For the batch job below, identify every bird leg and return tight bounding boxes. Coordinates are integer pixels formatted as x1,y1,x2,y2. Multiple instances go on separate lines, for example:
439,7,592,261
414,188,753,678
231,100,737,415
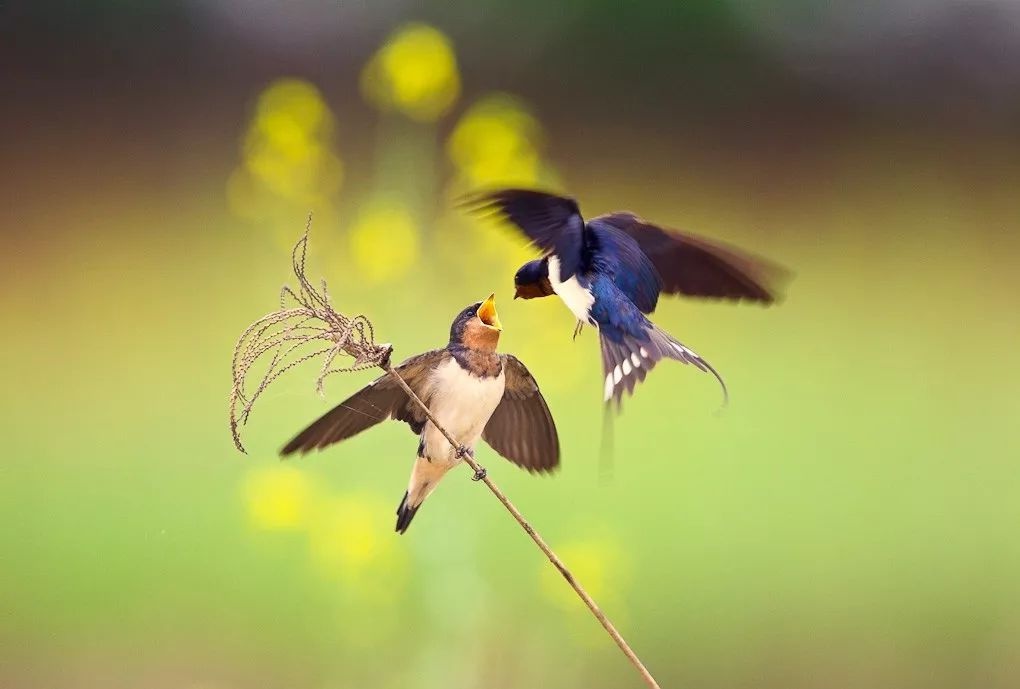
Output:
455,445,486,480
573,320,584,340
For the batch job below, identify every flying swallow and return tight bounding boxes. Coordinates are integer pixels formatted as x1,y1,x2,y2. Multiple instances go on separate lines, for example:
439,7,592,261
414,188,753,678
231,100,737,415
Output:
465,189,789,406
281,295,559,534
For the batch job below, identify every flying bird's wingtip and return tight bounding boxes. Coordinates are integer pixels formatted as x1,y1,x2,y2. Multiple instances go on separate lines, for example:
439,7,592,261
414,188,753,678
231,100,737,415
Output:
531,460,562,476
452,189,487,210
453,186,515,210
279,440,314,459
754,262,796,306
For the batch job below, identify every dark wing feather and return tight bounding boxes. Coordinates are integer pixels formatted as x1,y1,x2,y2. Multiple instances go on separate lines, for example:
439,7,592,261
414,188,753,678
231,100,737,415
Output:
482,355,560,473
280,350,449,456
464,188,587,279
595,212,790,304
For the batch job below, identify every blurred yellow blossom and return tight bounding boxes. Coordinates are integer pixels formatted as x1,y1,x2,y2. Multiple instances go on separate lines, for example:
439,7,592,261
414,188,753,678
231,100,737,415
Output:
307,492,409,599
361,23,461,122
442,93,561,273
539,533,633,646
243,464,316,531
540,535,631,609
228,78,343,224
348,199,421,284
446,93,558,190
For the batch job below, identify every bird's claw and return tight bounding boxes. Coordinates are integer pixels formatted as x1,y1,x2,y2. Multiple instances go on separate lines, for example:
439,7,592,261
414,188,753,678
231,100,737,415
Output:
573,320,584,341
472,466,488,481
456,445,474,460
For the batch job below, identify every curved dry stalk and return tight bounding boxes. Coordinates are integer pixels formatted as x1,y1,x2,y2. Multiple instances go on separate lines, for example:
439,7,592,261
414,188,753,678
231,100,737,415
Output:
229,215,391,453
228,223,661,689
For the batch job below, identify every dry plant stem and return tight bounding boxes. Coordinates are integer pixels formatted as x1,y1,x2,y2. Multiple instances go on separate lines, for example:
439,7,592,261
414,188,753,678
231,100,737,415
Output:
381,361,662,689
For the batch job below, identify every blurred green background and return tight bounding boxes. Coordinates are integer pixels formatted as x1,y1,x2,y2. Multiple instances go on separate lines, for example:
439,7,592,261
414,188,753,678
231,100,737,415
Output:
3,2,1020,688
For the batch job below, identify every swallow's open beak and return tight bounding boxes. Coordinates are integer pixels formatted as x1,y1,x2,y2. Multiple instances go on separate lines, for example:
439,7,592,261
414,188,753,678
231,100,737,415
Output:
476,293,502,331
513,285,521,300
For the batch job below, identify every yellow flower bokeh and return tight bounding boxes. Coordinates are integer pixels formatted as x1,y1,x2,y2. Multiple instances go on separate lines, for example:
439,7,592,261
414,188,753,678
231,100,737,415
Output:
348,200,421,284
446,93,558,191
442,93,562,276
308,493,385,573
228,78,343,225
242,468,409,602
539,535,631,609
243,464,316,531
361,23,461,122
539,534,633,646
307,493,408,586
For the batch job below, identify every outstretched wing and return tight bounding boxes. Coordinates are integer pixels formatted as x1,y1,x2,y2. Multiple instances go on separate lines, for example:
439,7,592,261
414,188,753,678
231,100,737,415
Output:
482,355,560,473
280,350,449,456
595,212,790,304
464,188,587,280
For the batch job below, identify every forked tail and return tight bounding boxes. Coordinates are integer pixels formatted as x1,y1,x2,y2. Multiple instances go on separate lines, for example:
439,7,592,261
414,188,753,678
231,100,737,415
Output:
600,324,728,407
395,491,422,534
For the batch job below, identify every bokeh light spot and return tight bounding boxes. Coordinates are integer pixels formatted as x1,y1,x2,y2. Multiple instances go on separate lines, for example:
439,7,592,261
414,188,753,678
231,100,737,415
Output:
308,494,382,572
361,23,461,122
538,535,633,646
243,465,315,531
348,200,420,284
228,78,343,226
540,537,631,610
308,493,409,603
446,93,551,190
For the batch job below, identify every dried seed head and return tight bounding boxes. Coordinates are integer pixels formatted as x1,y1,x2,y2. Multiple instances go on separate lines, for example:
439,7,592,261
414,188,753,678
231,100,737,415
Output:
229,215,391,453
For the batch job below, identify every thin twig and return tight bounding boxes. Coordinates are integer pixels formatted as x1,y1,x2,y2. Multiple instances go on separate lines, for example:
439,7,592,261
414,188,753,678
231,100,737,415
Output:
229,224,662,688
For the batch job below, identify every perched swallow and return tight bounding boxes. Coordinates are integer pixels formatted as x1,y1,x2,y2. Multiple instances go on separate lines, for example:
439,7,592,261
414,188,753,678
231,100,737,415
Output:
281,295,559,534
466,189,789,406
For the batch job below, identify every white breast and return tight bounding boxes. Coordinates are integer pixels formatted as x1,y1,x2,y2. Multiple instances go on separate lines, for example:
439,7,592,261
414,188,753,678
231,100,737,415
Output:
548,255,595,323
423,358,505,462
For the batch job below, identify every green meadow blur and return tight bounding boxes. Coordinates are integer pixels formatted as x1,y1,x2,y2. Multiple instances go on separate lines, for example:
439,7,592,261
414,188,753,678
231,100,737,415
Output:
3,3,1020,688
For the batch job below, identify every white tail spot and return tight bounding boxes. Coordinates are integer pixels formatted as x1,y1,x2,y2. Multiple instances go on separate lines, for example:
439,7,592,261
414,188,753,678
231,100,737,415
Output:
622,360,632,376
613,365,623,384
604,373,614,401
639,346,650,359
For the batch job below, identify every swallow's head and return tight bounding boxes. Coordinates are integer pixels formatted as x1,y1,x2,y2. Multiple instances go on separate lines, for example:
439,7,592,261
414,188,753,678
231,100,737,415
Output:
513,258,554,300
450,293,502,351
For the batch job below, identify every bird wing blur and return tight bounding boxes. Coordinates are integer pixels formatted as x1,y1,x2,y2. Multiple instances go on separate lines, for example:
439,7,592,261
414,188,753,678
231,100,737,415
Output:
594,212,790,305
466,188,758,406
280,349,449,456
466,188,587,278
482,354,560,472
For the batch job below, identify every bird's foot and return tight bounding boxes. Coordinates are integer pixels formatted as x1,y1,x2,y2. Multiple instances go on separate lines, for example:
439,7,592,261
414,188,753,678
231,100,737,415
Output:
573,320,584,341
472,466,488,481
455,445,474,460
